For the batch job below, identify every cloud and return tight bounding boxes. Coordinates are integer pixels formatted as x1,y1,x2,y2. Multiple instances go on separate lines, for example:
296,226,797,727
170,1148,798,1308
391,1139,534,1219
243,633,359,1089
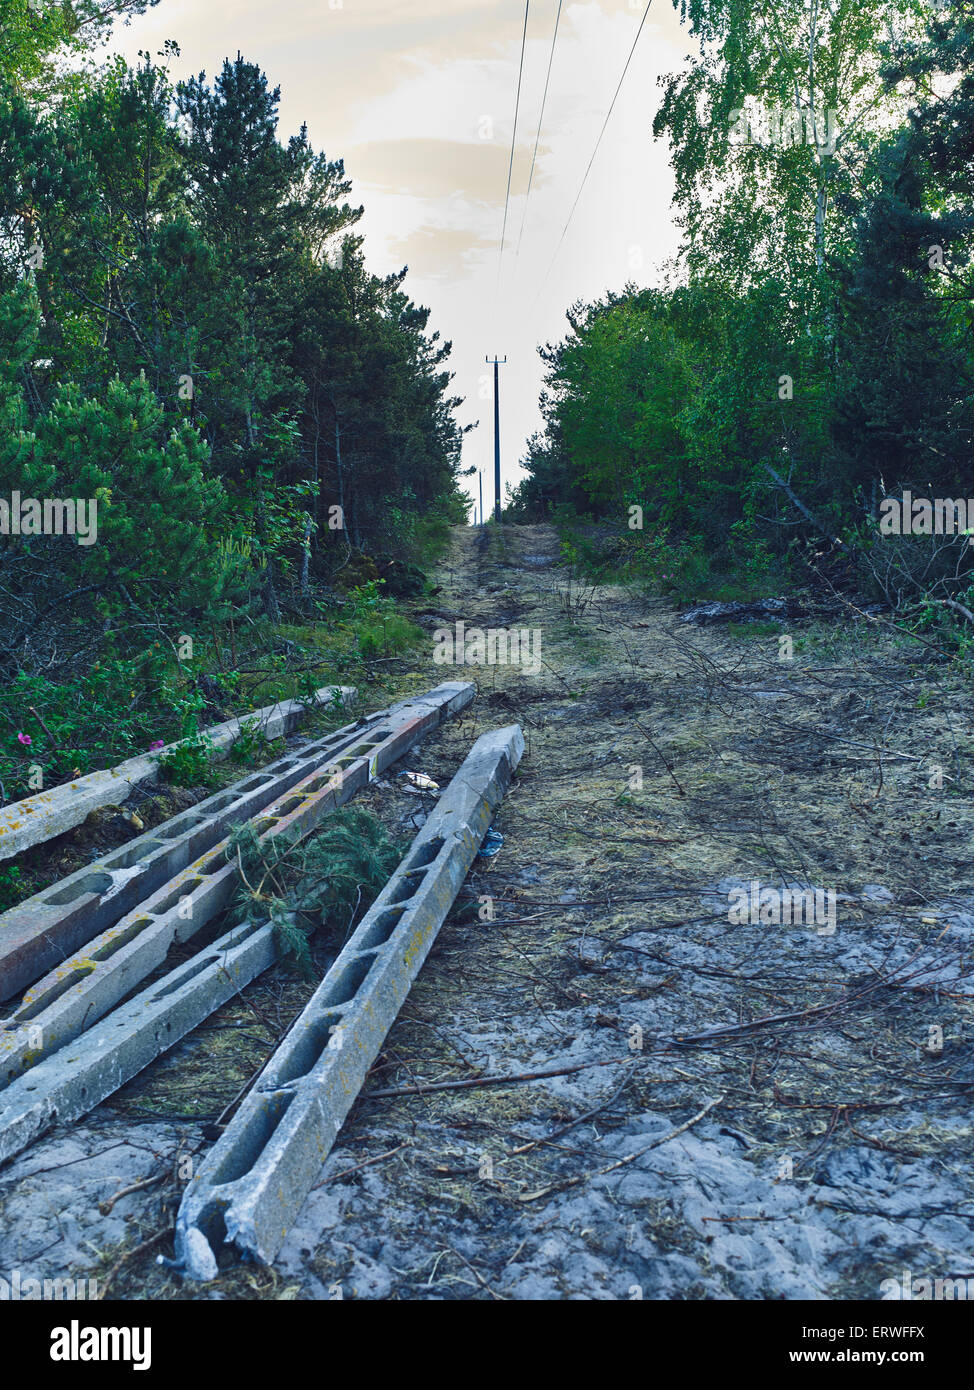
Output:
106,0,695,505
386,224,496,279
346,136,544,204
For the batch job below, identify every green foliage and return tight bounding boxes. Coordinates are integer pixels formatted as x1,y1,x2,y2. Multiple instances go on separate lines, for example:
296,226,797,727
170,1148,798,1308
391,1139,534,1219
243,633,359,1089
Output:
0,0,158,96
344,579,386,621
0,652,210,793
0,864,24,912
0,42,463,618
227,719,272,766
829,11,974,496
518,5,974,622
0,18,465,796
156,732,214,788
333,579,423,661
514,281,829,582
227,809,402,976
652,0,928,301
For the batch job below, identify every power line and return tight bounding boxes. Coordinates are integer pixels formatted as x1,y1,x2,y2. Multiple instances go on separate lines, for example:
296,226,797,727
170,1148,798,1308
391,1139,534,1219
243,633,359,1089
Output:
536,0,655,297
515,0,564,259
498,0,531,283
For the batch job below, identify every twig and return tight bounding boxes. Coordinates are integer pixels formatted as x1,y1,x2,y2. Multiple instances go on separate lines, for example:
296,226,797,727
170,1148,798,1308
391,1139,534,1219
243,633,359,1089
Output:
764,463,849,551
517,1094,724,1203
633,720,685,797
508,1072,634,1157
97,1228,170,1299
363,1056,630,1100
98,1171,167,1216
445,1247,508,1301
933,597,974,625
28,705,60,749
318,1142,410,1186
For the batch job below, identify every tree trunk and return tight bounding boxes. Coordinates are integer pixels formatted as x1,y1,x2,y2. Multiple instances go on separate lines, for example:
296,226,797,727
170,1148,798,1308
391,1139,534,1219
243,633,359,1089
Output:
262,561,281,621
299,512,313,597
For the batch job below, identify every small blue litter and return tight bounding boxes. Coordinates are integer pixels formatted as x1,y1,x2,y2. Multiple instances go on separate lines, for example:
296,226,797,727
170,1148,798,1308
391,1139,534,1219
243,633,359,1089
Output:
479,828,504,857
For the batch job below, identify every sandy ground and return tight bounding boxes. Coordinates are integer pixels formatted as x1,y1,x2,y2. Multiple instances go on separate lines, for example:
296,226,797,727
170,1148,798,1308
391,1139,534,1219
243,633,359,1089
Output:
1,522,972,1300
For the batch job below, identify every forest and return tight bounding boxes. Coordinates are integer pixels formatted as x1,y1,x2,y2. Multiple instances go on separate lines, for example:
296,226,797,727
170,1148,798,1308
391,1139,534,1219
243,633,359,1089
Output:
510,0,974,623
0,0,469,800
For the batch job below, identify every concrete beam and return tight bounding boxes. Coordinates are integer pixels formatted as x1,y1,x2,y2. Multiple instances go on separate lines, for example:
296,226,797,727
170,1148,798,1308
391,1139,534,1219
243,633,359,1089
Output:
0,912,280,1168
0,686,356,866
2,695,386,1001
174,724,524,1279
0,683,475,1085
0,717,512,1179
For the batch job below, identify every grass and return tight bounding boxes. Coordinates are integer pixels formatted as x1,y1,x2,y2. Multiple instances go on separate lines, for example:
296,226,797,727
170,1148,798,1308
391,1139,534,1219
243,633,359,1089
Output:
551,615,608,667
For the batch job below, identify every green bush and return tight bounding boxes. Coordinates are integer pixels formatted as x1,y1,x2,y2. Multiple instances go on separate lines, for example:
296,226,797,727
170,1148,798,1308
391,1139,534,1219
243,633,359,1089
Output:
228,808,403,975
228,719,272,765
0,864,25,912
157,732,214,787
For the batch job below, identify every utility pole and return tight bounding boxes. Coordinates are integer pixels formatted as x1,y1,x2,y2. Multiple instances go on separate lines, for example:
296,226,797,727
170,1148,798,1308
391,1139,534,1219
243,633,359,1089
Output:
478,470,484,528
486,356,506,523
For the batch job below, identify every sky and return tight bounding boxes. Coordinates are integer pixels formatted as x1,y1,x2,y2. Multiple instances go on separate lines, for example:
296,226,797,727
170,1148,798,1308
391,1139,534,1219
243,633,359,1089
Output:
104,0,697,517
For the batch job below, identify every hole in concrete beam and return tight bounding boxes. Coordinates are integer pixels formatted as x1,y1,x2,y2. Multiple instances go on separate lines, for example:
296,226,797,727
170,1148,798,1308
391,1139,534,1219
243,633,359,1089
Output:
354,907,406,952
303,773,337,794
207,1091,295,1187
152,880,204,913
89,917,154,961
102,841,163,871
191,1202,229,1264
149,922,266,1001
404,838,445,872
148,950,218,1000
200,854,232,876
13,962,97,1021
44,872,114,905
387,878,418,906
272,1012,344,1086
319,952,377,1008
156,815,206,840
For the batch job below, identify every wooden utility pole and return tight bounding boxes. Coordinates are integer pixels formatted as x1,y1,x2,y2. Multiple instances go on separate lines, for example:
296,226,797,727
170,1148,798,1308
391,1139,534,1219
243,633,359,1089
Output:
486,356,506,523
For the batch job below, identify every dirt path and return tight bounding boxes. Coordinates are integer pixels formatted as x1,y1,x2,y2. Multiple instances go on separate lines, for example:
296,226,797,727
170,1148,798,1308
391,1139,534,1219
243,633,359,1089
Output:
2,522,972,1300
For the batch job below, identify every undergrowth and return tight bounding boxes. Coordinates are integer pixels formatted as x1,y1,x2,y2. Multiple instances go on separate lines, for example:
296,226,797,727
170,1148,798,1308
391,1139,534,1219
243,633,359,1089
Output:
226,808,404,975
0,580,426,805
